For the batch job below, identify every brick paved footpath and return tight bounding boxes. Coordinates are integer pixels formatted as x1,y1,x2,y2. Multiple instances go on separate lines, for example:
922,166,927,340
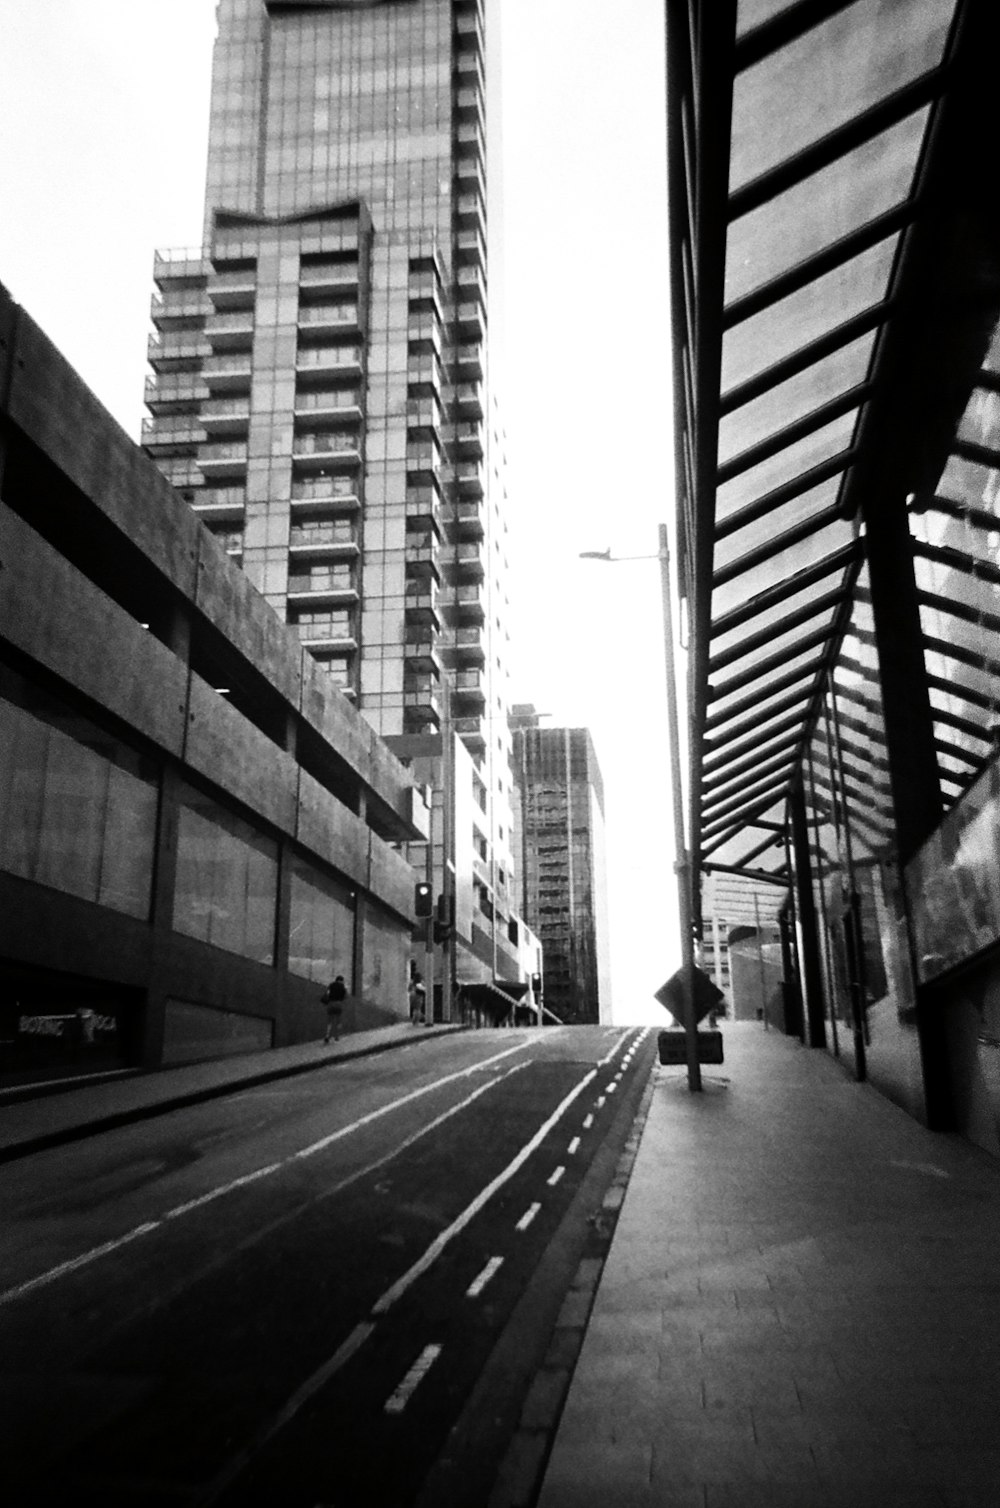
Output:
536,1021,1000,1508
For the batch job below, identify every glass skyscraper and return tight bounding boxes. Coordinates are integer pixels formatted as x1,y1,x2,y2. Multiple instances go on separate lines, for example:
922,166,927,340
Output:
143,0,522,1008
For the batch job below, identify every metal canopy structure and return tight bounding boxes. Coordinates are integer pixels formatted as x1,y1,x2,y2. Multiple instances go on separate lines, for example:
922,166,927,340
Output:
667,0,1000,932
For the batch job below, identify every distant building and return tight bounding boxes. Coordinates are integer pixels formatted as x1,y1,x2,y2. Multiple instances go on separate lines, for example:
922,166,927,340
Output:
510,707,612,1024
141,0,525,1011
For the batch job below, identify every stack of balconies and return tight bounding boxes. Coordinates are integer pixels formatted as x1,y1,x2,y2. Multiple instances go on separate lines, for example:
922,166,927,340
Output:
404,259,446,731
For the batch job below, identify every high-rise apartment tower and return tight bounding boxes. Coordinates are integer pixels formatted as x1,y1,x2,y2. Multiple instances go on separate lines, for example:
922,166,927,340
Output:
143,0,519,1000
510,708,612,1025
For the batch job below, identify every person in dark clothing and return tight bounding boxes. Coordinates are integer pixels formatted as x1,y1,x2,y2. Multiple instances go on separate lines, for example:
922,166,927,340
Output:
322,975,348,1043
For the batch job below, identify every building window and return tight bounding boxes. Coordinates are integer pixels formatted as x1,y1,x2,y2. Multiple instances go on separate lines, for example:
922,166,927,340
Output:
288,855,355,986
0,668,158,919
173,785,278,964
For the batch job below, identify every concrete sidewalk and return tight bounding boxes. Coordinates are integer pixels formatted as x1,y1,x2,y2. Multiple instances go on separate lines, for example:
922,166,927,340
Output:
0,1022,462,1162
536,1021,1000,1508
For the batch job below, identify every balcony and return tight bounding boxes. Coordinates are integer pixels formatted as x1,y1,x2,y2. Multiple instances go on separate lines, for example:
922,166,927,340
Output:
455,86,485,127
405,532,441,581
406,484,442,531
457,264,486,302
294,391,362,425
406,444,442,485
191,490,246,524
455,461,486,498
404,637,442,676
448,584,485,625
454,540,486,580
292,432,362,470
407,355,441,391
455,715,487,755
147,332,209,371
299,261,359,295
205,309,254,349
408,312,443,352
290,479,361,511
201,396,250,435
153,248,207,283
199,440,249,477
453,669,486,707
455,227,486,270
454,301,484,340
406,398,440,431
455,50,485,90
403,679,442,725
452,626,486,665
452,382,483,420
144,374,209,412
453,422,484,460
209,268,256,309
141,418,205,455
287,582,358,609
156,458,203,491
452,497,485,538
298,302,359,337
453,343,483,382
296,345,363,379
150,292,209,329
404,582,441,630
455,193,486,234
203,352,252,389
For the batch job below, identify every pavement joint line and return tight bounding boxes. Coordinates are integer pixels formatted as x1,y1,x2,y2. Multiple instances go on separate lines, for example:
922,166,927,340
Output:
384,1344,443,1414
466,1256,504,1298
547,1166,565,1187
515,1203,541,1232
0,1065,524,1309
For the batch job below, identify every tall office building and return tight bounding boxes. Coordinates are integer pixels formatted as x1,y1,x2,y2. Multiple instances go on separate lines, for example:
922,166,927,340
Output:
510,708,612,1025
142,0,522,1010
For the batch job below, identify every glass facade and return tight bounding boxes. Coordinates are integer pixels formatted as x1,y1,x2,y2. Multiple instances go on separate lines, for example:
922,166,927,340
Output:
173,785,279,964
0,667,158,920
288,854,355,985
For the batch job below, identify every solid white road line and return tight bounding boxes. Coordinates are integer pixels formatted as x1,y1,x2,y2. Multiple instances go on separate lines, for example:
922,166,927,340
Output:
371,1067,597,1316
466,1256,504,1298
385,1345,443,1415
515,1202,541,1232
567,1137,580,1155
0,1062,528,1309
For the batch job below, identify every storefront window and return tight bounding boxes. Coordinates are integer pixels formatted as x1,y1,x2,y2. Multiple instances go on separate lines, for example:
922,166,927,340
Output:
288,855,355,985
363,900,409,1020
173,785,278,963
0,668,158,919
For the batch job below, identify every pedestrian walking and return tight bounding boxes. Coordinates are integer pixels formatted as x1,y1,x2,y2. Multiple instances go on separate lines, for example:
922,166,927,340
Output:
321,974,347,1043
408,971,427,1025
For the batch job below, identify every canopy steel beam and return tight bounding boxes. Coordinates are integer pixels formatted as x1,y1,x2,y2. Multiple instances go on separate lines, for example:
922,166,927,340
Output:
710,622,835,704
717,384,868,488
706,663,816,733
735,0,858,72
712,501,848,588
702,862,789,888
709,586,845,674
703,731,802,793
715,448,856,541
703,708,807,774
720,301,894,417
705,681,816,749
711,540,858,637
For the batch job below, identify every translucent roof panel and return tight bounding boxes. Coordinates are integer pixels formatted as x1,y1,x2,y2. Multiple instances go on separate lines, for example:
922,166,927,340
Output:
714,477,844,577
712,614,841,690
710,570,851,659
730,0,954,192
717,330,877,467
735,0,795,39
726,108,930,307
935,454,1000,514
711,518,857,618
721,235,900,396
716,412,857,523
957,386,1000,453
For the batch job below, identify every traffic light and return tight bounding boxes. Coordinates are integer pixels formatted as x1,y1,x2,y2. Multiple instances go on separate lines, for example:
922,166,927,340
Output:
414,880,433,917
531,972,543,995
434,890,455,944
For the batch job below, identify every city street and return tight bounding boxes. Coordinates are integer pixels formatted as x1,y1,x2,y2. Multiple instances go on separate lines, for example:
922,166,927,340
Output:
1,1025,655,1507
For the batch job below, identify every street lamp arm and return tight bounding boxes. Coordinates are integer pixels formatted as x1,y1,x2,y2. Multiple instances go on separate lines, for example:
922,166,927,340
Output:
579,549,667,563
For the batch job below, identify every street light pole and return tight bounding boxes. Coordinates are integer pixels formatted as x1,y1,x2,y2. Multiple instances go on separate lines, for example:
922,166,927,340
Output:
580,528,701,1091
657,523,701,1092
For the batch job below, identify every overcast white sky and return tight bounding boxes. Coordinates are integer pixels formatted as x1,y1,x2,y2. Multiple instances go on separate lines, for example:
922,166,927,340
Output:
0,0,678,1025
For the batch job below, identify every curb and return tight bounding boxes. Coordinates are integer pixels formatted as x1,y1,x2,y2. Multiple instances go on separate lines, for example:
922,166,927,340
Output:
486,1061,658,1508
0,1024,465,1165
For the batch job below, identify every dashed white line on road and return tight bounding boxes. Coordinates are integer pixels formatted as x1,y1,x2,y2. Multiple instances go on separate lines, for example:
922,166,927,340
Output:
384,1344,443,1414
606,1083,617,1094
516,1203,542,1232
466,1256,504,1298
595,1096,606,1108
567,1137,580,1155
372,1068,597,1316
547,1165,565,1187
582,1114,594,1129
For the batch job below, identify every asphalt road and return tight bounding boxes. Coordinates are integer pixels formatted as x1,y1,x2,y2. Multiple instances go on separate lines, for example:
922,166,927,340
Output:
0,1024,655,1507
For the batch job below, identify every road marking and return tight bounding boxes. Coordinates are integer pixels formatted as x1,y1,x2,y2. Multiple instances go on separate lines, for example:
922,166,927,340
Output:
606,1083,617,1095
597,1033,631,1067
567,1137,580,1155
372,1067,597,1316
0,1064,527,1309
466,1256,504,1298
582,1114,594,1129
547,1165,565,1187
385,1344,443,1414
516,1203,541,1232
595,1095,606,1108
